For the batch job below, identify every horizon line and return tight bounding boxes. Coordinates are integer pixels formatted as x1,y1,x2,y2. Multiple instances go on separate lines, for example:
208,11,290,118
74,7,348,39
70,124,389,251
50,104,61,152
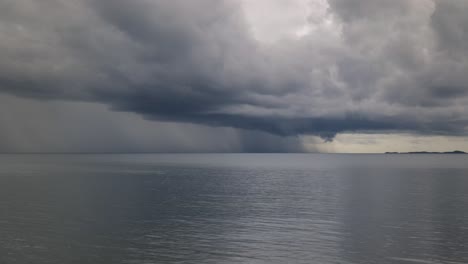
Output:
0,151,465,155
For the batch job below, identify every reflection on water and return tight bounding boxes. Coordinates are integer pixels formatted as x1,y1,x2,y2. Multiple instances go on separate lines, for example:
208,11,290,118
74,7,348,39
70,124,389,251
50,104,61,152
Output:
0,154,468,264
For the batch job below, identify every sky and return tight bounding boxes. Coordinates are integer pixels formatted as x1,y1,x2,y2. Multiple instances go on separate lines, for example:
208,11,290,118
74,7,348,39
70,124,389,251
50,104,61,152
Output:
0,0,468,153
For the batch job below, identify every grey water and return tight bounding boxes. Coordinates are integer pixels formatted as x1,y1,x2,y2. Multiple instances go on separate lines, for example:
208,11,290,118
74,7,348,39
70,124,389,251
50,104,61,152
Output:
1,154,468,264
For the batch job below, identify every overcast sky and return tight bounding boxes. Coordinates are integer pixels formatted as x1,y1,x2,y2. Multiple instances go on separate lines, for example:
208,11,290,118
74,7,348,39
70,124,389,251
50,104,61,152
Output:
1,0,468,153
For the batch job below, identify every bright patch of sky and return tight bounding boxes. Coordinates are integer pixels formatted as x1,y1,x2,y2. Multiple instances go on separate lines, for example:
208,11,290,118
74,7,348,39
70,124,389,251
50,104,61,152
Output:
240,0,339,43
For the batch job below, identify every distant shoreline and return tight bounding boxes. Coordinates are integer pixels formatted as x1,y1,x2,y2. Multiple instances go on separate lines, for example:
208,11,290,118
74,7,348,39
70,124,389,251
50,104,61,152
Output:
385,151,466,154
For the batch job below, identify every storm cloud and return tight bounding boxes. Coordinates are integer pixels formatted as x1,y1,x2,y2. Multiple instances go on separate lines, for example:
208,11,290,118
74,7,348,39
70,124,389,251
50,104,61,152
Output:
1,0,468,141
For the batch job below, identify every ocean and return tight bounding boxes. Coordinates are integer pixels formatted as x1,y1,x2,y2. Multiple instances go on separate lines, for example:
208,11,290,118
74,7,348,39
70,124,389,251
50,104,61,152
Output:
1,154,468,264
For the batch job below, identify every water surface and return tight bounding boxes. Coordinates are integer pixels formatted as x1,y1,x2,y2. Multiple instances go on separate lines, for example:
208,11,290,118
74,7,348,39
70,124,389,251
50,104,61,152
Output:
1,154,468,264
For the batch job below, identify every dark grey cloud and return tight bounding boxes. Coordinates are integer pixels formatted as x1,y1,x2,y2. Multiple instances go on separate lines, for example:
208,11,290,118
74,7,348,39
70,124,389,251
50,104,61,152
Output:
0,0,468,142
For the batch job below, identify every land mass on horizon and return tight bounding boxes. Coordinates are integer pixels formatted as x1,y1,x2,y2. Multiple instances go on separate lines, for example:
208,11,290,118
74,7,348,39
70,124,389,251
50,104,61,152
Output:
385,151,466,154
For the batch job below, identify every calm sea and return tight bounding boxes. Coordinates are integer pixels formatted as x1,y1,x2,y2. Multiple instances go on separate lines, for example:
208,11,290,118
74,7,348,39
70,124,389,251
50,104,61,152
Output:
1,154,468,264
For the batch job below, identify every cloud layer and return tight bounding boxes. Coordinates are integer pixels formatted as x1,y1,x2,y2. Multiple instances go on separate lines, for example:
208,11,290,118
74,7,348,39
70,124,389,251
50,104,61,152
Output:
1,0,468,140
